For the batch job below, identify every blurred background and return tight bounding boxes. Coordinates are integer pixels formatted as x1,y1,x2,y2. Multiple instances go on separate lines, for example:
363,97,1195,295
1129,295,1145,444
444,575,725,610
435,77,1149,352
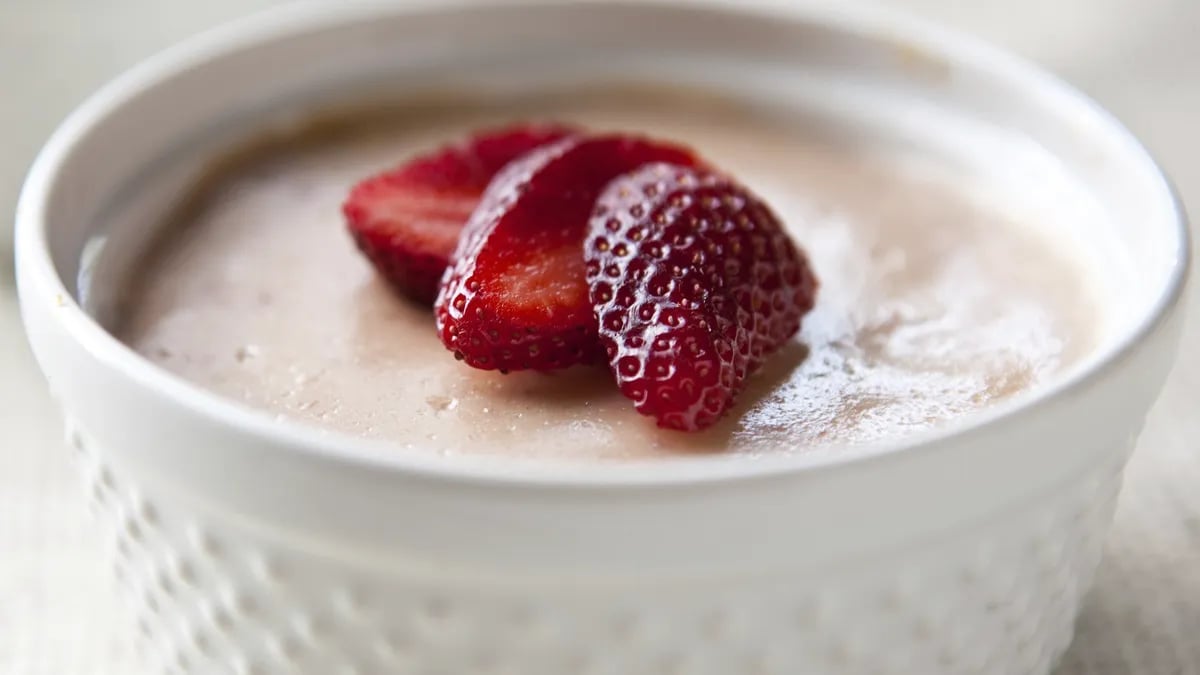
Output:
2,1,1197,673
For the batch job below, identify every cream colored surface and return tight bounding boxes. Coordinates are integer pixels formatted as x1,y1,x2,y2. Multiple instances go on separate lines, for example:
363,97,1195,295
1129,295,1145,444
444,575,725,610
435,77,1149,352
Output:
115,95,1093,458
1,0,1197,673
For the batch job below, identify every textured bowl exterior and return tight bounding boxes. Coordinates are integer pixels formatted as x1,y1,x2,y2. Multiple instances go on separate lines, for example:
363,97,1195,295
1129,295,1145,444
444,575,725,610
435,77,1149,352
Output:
71,420,1131,675
15,1,1190,674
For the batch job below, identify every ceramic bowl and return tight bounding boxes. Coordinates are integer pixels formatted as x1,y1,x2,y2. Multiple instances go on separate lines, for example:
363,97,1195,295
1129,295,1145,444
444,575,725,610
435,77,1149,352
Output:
16,1,1190,673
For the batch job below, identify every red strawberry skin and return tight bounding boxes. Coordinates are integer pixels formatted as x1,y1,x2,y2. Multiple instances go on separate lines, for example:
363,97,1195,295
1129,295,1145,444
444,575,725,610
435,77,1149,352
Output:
436,136,702,373
343,123,577,305
587,163,818,431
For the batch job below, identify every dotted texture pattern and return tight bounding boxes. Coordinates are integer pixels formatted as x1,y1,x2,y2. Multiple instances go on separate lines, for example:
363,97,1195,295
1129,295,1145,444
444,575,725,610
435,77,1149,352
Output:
71,420,1130,675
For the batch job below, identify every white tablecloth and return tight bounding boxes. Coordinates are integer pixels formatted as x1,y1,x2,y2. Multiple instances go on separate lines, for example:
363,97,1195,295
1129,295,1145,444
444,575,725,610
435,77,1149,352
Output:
2,1,1198,673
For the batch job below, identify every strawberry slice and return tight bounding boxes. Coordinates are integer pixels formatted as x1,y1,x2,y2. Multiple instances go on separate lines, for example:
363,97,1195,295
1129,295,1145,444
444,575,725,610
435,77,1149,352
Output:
436,135,702,372
343,123,578,304
587,163,818,431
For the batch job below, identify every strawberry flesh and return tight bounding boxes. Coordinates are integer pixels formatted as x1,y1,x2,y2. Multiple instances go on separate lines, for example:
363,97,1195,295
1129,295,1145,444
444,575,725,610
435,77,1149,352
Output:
343,123,578,304
587,163,818,431
436,135,702,372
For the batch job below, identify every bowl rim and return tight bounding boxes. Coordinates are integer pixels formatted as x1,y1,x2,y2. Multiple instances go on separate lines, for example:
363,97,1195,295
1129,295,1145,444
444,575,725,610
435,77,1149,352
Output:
15,0,1192,488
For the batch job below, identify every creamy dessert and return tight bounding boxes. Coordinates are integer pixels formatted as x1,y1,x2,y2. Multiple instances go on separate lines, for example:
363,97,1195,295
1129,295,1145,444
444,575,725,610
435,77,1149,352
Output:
115,88,1096,460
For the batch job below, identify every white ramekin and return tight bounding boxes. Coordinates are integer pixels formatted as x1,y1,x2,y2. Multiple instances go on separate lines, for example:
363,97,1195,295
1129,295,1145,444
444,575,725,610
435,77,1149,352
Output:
15,1,1191,674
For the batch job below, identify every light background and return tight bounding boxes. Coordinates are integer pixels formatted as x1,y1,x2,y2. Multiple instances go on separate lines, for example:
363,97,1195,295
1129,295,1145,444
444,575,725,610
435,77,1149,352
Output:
2,1,1197,673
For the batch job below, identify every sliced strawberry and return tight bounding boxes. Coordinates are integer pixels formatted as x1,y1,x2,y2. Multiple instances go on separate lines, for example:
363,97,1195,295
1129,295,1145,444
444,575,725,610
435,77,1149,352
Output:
343,123,578,304
436,135,702,372
587,163,818,431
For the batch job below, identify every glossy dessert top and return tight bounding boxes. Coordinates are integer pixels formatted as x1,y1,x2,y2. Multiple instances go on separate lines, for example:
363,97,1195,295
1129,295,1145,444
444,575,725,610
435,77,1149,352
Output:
116,88,1096,460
